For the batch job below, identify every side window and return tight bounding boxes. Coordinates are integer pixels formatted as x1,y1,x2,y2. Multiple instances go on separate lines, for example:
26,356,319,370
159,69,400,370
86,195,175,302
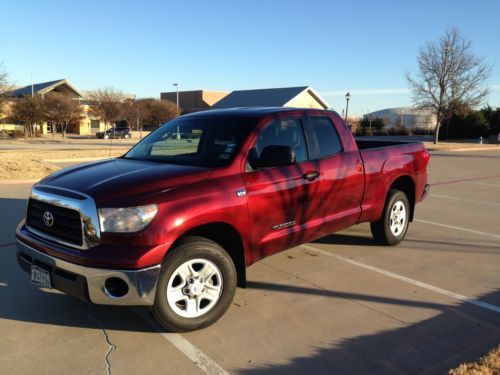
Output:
309,117,342,158
252,118,308,165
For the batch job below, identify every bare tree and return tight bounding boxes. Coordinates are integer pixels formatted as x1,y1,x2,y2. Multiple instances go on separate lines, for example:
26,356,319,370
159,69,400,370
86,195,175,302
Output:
0,63,14,119
121,98,143,131
406,29,492,143
143,98,177,126
11,95,44,139
87,87,125,130
43,92,83,138
121,98,178,133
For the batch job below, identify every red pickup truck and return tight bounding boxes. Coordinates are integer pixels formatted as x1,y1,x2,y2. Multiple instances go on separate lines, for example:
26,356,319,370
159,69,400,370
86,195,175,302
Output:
16,108,430,331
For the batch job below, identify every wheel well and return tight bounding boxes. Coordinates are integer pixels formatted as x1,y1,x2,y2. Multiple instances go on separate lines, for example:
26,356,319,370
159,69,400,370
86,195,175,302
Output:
390,176,416,221
172,223,246,288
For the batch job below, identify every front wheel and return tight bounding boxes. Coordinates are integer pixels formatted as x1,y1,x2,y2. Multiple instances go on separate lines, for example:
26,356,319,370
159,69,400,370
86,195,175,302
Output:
153,236,237,332
370,189,410,245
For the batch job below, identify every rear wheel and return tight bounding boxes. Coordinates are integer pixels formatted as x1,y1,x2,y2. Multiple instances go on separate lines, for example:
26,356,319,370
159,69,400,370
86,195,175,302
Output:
370,189,410,245
153,236,237,332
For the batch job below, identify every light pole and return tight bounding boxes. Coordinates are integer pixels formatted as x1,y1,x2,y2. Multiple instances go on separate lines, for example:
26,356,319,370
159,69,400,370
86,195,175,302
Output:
369,115,374,135
173,83,180,140
344,92,351,124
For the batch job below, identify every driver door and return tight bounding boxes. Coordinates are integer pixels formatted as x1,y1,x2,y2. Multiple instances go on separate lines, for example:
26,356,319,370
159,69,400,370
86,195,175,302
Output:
243,117,321,261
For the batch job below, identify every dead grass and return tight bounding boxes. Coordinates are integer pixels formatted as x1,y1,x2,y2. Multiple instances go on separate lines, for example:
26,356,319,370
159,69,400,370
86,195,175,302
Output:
449,346,500,375
0,149,128,180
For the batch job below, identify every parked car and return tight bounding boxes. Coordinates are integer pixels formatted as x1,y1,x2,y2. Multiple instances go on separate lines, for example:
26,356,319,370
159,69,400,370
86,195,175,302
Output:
16,108,430,332
96,127,131,139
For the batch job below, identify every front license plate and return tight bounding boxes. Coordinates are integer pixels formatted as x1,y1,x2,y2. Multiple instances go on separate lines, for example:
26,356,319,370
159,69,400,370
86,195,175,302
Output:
31,265,52,288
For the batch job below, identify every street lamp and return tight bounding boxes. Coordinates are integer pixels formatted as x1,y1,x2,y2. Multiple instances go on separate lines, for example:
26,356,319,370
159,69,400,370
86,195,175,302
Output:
173,83,179,116
344,92,351,123
173,83,180,140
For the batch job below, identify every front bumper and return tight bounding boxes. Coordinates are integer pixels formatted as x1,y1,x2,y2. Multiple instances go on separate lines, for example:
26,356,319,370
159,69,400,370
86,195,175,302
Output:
17,238,161,306
422,184,430,200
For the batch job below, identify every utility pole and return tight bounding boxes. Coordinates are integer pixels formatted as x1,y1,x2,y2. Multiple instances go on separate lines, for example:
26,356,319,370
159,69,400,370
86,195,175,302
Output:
173,83,180,140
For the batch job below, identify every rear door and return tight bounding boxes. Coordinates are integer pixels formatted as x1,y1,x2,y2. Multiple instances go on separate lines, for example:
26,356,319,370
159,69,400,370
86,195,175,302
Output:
305,116,364,235
243,116,322,260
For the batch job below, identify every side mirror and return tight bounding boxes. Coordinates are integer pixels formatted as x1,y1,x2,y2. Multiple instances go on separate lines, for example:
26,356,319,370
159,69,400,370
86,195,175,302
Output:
250,145,296,168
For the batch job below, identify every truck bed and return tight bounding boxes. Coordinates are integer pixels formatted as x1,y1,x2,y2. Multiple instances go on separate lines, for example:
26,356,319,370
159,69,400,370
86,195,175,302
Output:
355,139,419,150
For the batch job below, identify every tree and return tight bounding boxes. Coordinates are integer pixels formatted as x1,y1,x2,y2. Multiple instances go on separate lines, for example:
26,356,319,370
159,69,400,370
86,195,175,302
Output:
0,63,14,118
87,87,125,129
359,116,385,134
43,92,83,138
481,106,500,135
441,110,489,139
121,99,141,131
142,98,177,127
406,29,492,143
11,95,44,138
121,98,178,132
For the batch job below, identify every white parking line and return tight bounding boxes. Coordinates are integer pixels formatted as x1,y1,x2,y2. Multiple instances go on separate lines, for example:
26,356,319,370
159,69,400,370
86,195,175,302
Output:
415,219,500,240
301,244,500,314
133,308,229,375
429,193,500,206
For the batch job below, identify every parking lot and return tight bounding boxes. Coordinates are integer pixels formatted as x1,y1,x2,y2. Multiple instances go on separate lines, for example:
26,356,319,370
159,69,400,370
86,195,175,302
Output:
1,149,499,374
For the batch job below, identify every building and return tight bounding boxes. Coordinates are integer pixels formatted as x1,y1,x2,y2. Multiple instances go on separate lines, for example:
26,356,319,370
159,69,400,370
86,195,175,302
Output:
160,86,330,113
160,90,229,113
212,86,329,109
365,107,436,130
4,79,132,135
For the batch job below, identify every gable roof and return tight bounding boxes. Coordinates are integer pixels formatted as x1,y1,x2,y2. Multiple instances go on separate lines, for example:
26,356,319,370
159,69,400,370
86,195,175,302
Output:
10,79,83,98
213,86,329,109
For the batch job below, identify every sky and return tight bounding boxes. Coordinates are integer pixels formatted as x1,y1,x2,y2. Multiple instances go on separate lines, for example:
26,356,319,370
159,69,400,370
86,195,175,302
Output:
1,0,500,116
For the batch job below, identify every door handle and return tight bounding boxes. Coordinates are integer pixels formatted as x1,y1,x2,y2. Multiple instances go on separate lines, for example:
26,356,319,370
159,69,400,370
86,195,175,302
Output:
356,160,363,173
302,171,320,181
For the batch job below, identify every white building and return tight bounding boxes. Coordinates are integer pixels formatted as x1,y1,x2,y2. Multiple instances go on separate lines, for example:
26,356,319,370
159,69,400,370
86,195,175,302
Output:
365,107,436,130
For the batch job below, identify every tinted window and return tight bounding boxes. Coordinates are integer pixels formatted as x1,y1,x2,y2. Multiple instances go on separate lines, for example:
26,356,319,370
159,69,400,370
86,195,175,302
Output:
252,118,308,164
309,117,342,158
124,116,254,167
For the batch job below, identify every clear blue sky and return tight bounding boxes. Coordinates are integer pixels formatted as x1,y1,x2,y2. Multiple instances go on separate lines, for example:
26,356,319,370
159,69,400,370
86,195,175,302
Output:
2,0,499,116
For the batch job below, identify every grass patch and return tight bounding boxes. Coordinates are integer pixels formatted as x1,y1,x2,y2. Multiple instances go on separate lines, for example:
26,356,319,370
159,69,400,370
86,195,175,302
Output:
449,346,500,375
0,149,129,180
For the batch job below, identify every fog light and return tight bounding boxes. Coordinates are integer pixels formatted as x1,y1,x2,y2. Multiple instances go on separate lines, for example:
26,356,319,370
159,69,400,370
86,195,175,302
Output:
104,277,129,298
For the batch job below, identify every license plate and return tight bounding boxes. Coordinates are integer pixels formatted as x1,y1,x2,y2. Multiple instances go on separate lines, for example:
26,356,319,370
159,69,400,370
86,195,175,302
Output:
31,265,52,288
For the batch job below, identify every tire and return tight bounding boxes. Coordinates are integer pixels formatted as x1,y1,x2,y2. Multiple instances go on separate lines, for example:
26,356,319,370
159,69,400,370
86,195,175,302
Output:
370,189,410,246
153,236,237,332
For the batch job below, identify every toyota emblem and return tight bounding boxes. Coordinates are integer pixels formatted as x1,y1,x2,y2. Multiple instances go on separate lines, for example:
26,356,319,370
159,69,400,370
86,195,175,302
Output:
43,211,54,227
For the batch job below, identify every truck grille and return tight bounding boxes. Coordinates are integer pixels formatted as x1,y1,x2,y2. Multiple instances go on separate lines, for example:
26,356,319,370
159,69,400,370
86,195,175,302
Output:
26,199,83,246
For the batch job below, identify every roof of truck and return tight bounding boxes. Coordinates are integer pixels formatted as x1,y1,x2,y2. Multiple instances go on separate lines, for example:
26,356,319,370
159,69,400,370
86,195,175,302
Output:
182,107,333,119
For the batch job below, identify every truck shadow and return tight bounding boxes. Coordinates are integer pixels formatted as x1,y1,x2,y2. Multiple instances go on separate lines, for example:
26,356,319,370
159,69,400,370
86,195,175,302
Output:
236,288,500,375
312,233,377,246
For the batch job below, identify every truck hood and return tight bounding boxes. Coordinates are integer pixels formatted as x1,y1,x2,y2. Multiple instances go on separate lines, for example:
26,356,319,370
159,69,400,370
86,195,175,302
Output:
38,158,213,206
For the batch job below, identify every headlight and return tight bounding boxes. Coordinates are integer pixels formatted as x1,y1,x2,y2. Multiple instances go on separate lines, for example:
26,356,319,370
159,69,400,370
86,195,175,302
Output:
98,204,158,233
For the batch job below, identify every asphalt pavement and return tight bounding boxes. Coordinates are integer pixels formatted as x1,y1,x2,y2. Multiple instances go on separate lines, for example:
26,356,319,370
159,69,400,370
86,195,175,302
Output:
0,150,499,374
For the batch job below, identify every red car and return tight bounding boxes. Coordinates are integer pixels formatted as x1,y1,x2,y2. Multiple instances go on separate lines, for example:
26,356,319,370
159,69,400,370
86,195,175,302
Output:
16,108,430,331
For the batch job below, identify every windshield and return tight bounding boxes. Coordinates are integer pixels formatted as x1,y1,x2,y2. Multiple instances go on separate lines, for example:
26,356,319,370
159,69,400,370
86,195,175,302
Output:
124,116,255,167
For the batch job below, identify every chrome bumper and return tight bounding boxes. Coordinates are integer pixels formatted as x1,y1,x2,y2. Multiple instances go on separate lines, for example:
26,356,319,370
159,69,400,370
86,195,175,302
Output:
16,239,161,306
422,184,430,200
